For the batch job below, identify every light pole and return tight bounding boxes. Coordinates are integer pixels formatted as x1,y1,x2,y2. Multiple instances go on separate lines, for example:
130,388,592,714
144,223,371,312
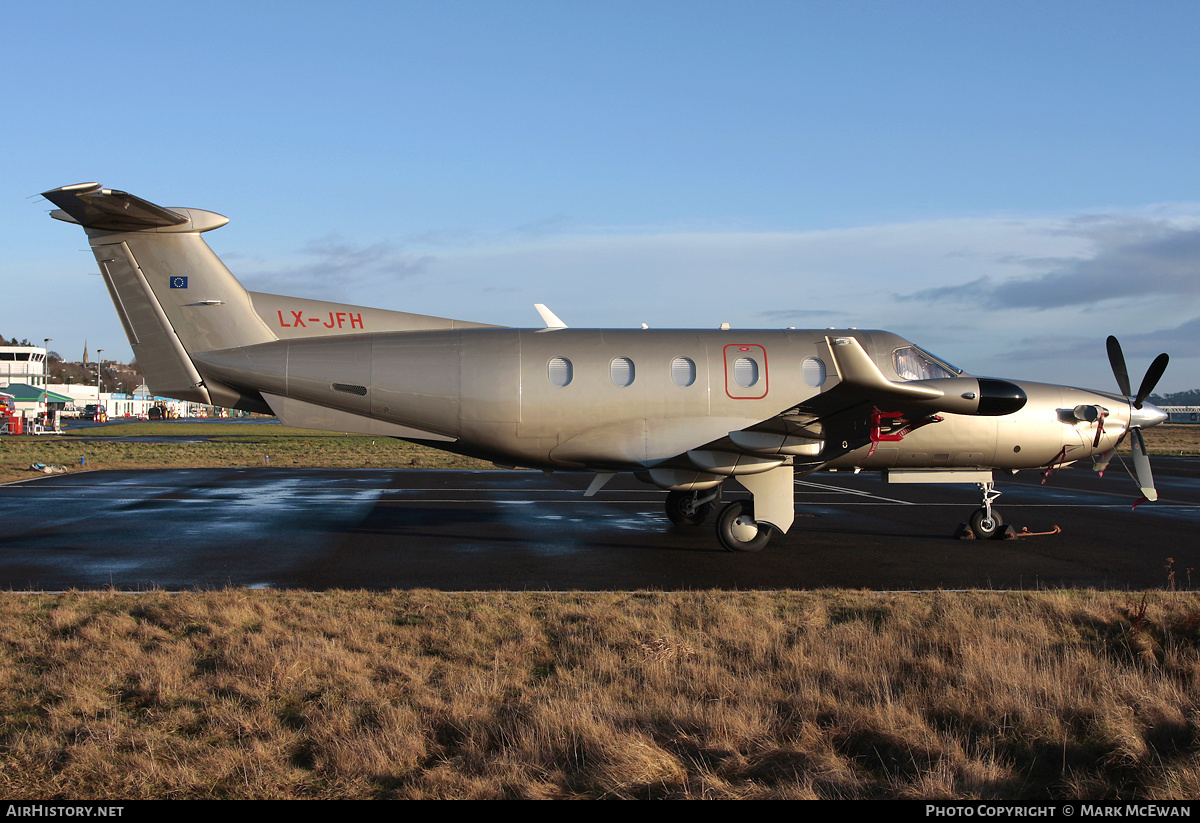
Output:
96,349,104,421
42,338,51,429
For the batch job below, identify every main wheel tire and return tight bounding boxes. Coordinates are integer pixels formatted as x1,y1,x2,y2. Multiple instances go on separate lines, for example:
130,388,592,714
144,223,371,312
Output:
666,490,713,526
969,507,1004,540
716,500,772,552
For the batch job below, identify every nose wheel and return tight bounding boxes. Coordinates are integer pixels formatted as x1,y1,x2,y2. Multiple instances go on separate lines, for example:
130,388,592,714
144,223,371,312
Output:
969,506,1004,539
969,481,1004,540
716,500,773,552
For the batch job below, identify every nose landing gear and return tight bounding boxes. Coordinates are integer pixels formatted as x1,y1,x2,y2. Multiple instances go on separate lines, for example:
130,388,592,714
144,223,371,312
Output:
969,481,1004,539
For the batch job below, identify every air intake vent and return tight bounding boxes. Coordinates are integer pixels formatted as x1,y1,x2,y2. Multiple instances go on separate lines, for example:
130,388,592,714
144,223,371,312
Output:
331,383,368,396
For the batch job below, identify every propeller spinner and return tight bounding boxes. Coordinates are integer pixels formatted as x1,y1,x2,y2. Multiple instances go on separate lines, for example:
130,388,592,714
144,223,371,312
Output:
1101,336,1170,505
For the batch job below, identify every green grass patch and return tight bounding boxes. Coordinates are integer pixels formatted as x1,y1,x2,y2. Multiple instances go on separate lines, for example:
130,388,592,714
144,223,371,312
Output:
60,421,358,438
0,433,493,484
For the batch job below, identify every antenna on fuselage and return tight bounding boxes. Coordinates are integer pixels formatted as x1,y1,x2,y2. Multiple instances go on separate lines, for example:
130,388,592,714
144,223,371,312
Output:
534,304,568,330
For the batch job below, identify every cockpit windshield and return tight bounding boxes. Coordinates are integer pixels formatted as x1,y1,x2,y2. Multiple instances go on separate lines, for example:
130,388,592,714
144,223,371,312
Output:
892,346,962,381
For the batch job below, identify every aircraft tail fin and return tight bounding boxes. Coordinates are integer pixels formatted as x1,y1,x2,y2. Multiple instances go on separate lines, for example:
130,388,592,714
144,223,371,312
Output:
43,183,277,408
44,183,501,411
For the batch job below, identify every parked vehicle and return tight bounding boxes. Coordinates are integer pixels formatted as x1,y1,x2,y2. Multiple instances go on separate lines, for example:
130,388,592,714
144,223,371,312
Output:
147,401,175,420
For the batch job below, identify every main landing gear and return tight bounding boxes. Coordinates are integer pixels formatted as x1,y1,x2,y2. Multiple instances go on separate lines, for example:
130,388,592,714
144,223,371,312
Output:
664,489,775,552
715,500,772,552
969,480,1004,539
664,489,717,526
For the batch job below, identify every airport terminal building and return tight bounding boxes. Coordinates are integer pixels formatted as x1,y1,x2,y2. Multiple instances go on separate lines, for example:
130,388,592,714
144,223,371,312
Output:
1164,406,1200,424
0,345,50,390
0,344,194,429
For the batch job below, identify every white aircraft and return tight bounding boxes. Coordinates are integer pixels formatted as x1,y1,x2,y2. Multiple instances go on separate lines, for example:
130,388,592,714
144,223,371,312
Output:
42,183,1169,551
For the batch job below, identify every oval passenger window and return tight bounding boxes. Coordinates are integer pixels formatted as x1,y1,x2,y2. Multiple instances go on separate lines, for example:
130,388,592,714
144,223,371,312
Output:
671,356,696,387
610,357,635,387
734,357,758,388
548,356,573,387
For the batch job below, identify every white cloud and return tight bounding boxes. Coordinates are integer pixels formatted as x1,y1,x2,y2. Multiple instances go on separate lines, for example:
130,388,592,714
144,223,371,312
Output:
333,211,1197,392
237,234,435,302
901,215,1200,311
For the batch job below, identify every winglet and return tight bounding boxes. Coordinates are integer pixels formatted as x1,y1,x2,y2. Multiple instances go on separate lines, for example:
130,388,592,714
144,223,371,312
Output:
535,303,568,329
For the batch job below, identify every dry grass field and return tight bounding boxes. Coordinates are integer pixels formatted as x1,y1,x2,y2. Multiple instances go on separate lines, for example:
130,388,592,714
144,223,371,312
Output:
1144,423,1200,456
0,589,1197,800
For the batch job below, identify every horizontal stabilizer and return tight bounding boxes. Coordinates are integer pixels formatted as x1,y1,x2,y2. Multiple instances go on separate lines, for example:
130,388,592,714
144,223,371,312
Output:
43,183,190,231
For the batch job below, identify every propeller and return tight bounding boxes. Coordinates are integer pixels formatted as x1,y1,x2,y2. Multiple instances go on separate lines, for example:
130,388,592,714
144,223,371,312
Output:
1100,336,1170,506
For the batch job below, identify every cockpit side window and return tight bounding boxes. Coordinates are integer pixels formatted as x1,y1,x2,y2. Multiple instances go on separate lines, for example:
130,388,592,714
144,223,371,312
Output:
892,346,959,381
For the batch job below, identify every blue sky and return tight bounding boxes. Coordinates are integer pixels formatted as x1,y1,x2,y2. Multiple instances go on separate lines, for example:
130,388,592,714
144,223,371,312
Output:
3,1,1198,393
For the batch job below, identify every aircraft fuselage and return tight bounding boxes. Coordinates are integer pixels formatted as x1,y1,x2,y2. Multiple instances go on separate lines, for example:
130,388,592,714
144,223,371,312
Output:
193,326,1133,477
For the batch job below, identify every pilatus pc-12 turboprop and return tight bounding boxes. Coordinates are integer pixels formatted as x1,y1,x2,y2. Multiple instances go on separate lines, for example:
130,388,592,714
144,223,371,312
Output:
42,183,1170,552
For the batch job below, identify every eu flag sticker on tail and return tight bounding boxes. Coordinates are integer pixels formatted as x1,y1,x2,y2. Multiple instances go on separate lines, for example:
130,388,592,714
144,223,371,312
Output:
170,276,188,289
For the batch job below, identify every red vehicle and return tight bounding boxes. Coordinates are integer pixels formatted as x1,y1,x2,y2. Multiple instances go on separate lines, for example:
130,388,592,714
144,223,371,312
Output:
1,394,17,434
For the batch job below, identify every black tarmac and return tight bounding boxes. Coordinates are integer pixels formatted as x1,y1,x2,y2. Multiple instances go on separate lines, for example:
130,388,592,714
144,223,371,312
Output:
1,460,1197,591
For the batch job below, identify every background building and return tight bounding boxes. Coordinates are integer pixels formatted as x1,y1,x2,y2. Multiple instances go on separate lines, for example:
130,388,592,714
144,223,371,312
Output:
0,345,48,390
1163,406,1200,424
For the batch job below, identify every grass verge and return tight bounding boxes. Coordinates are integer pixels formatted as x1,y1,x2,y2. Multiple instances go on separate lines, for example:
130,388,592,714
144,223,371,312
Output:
0,425,492,485
4,422,1197,486
0,589,1197,799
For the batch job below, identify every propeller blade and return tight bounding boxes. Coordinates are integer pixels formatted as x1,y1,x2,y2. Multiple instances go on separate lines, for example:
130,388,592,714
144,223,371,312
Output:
1133,352,1170,409
1107,335,1132,399
1130,427,1157,503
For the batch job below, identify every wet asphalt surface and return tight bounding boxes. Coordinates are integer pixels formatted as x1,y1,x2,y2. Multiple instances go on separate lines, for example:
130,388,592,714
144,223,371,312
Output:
1,458,1197,591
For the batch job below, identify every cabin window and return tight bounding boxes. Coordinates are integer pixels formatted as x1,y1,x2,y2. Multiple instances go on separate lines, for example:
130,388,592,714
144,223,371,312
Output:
671,356,696,387
548,356,573,387
802,356,826,387
610,357,635,387
734,357,759,388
